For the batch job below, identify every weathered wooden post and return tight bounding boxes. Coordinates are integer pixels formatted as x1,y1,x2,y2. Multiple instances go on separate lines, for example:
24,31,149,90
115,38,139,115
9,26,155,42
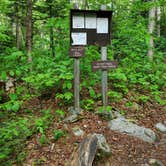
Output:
74,57,80,112
70,46,85,113
101,47,108,110
101,5,108,111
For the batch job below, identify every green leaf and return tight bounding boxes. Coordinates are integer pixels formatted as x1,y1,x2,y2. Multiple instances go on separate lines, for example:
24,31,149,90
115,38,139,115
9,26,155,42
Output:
12,102,20,112
9,93,18,100
64,92,73,100
39,134,47,144
1,71,7,80
9,70,14,77
53,130,65,140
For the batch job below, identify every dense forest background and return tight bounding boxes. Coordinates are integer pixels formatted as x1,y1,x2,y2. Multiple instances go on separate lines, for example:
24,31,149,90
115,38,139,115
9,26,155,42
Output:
0,0,166,165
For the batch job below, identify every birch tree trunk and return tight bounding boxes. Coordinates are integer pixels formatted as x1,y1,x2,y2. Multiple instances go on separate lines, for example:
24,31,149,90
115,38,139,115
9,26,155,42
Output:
48,0,55,57
83,0,88,9
148,5,156,60
15,2,20,49
156,6,161,37
26,0,33,63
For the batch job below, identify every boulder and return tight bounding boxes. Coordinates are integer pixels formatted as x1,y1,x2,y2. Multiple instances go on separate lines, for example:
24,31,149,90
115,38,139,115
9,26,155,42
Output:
70,133,110,166
64,107,84,123
95,133,111,156
108,117,156,143
70,134,98,166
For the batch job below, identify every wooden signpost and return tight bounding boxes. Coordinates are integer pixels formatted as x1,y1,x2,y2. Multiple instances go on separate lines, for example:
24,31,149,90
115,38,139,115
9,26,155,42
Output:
69,8,115,113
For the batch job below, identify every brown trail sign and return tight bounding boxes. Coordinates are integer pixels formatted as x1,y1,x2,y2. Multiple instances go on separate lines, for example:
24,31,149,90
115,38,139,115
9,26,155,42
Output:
69,46,85,58
92,61,118,71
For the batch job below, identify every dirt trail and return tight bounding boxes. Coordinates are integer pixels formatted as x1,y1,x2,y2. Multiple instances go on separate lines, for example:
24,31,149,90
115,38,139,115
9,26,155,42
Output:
23,102,166,166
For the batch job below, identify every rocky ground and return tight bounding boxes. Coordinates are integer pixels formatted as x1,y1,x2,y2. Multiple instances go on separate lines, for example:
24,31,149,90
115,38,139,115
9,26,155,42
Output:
22,97,166,166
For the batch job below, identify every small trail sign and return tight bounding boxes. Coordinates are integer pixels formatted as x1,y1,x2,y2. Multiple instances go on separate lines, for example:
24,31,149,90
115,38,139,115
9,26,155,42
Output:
92,61,118,71
69,46,85,58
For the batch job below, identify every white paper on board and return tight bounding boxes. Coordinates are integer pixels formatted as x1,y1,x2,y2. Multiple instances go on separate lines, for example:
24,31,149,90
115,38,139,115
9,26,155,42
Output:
85,14,96,29
72,15,84,29
97,18,108,33
71,32,87,45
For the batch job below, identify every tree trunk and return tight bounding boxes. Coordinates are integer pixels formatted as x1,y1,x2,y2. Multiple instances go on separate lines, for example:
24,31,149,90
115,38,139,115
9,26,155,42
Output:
49,1,55,57
15,2,20,49
83,0,88,9
148,5,156,60
156,6,161,37
26,0,33,63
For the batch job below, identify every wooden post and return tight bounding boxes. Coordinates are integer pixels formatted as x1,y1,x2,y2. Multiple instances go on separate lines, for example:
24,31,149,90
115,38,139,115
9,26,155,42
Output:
101,47,108,110
74,58,80,113
101,5,108,110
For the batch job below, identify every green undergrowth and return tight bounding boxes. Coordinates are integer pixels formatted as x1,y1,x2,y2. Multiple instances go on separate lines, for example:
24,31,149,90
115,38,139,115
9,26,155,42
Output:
0,109,54,165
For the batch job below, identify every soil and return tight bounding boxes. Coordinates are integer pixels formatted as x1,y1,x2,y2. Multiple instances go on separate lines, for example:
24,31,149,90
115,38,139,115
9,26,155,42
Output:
22,97,166,166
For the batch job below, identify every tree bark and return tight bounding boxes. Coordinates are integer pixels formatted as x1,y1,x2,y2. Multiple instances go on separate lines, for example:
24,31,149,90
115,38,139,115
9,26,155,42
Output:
148,5,156,60
15,2,20,49
49,1,55,57
26,0,33,63
156,6,161,37
83,0,88,9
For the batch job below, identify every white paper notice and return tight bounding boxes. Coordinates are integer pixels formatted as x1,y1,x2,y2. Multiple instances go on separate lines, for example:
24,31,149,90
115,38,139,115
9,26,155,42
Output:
85,15,96,29
71,32,87,45
97,18,108,33
72,15,84,29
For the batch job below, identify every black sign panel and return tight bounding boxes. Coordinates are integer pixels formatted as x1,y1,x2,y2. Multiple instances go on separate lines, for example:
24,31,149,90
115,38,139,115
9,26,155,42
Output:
69,46,85,58
70,9,112,46
92,61,118,71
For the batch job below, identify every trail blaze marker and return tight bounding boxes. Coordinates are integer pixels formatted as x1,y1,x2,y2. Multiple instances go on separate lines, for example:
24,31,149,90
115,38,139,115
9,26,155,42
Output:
69,8,115,114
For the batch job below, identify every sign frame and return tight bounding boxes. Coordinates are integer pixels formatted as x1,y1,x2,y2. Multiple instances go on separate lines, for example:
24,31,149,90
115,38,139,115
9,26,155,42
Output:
70,9,112,46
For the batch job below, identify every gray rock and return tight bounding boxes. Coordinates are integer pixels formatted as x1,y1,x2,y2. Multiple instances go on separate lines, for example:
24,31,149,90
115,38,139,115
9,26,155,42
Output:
112,107,126,119
68,106,79,115
108,118,156,143
70,134,98,166
69,133,110,166
149,158,165,166
155,123,166,132
72,126,84,137
63,114,79,123
64,107,84,123
113,111,125,119
94,133,111,156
